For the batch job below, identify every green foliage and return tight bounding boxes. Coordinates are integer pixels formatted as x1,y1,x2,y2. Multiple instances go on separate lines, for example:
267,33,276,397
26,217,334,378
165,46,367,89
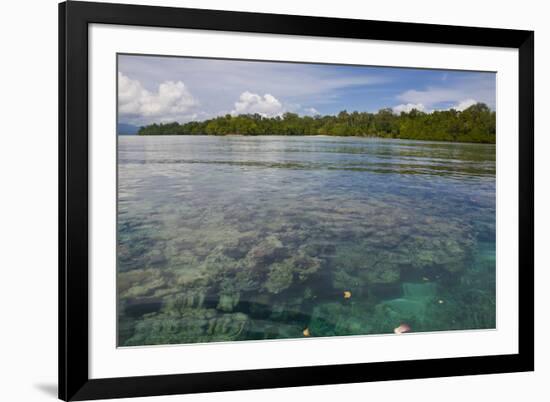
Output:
137,103,496,143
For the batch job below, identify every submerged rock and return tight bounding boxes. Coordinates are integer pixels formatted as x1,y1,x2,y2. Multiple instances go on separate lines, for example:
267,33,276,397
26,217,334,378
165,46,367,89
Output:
330,210,476,290
217,292,241,312
264,253,322,294
247,235,288,266
166,289,208,313
118,269,168,299
265,262,294,294
123,308,249,346
358,260,401,284
331,245,402,288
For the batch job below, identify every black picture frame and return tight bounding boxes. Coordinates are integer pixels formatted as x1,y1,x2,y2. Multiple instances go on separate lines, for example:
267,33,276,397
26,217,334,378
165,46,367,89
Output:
59,1,534,400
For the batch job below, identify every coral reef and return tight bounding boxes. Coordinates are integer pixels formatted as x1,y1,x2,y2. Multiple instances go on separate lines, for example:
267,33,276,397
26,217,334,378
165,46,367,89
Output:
124,308,249,346
117,136,496,346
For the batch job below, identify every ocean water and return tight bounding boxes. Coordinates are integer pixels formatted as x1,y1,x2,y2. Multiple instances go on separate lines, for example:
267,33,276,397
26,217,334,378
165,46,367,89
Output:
117,135,496,346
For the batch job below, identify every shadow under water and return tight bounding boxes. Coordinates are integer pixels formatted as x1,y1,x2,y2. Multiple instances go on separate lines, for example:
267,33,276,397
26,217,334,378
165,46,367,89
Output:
117,136,496,346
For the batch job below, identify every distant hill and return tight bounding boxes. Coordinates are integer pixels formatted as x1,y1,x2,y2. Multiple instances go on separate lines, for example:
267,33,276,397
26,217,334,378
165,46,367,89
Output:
117,123,139,135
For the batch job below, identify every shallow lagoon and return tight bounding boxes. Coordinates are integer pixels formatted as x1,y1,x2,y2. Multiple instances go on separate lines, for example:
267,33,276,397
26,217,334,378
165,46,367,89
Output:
117,135,496,346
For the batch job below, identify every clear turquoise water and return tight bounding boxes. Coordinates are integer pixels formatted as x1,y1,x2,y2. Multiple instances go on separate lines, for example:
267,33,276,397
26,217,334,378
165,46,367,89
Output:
117,135,496,346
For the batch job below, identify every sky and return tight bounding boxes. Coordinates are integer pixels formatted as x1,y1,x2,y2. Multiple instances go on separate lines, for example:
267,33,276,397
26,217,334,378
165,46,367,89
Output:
118,54,496,126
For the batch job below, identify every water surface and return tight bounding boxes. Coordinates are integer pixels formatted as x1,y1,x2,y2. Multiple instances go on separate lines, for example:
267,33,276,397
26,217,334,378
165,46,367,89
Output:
117,136,496,346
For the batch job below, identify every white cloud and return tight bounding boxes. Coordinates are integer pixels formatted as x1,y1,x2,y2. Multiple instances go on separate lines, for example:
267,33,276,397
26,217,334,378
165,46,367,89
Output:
397,88,465,107
392,103,427,114
452,99,477,111
118,72,197,123
231,91,284,117
392,99,479,114
119,56,388,116
118,72,145,115
396,75,495,111
303,107,320,116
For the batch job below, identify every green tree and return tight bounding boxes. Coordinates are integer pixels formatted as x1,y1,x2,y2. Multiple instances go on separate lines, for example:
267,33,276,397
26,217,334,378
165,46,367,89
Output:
137,103,495,144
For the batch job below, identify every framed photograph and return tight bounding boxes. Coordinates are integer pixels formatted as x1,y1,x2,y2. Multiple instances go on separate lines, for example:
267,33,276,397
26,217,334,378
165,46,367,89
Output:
59,1,534,400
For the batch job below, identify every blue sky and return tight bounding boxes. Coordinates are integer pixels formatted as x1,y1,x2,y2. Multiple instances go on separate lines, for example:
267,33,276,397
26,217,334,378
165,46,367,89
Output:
118,54,496,126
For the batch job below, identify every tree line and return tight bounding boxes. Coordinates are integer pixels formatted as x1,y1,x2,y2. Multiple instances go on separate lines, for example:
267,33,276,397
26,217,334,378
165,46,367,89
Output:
137,103,495,143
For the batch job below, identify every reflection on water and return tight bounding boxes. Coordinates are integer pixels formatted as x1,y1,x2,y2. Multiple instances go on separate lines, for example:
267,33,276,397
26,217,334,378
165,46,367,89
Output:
117,136,496,346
